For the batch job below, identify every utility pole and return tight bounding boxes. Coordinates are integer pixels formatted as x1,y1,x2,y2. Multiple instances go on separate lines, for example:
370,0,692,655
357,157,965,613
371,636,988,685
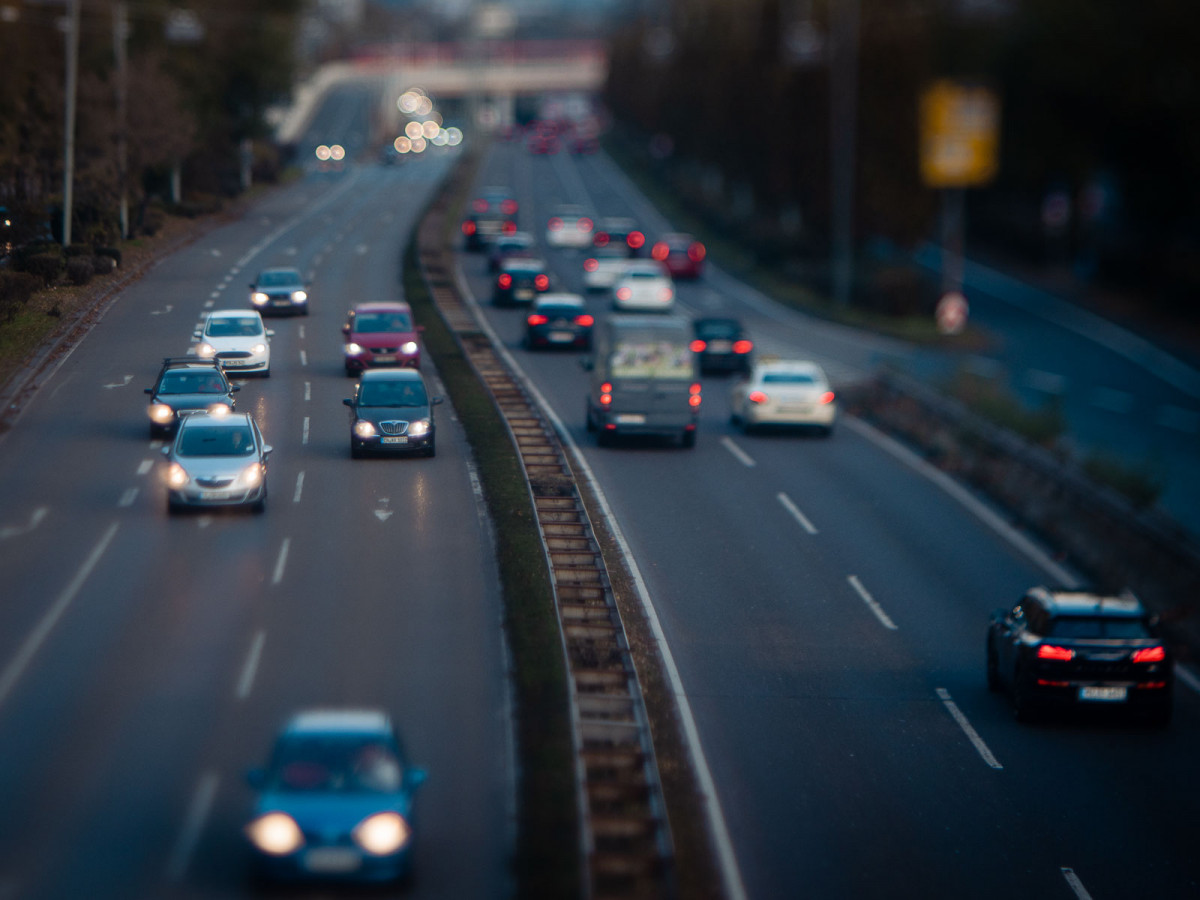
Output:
113,0,129,239
61,0,80,246
829,0,859,306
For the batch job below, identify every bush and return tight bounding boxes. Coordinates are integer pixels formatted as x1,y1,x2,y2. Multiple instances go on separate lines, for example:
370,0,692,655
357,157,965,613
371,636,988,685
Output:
66,256,94,286
1083,453,1165,510
91,254,117,275
0,270,41,321
64,243,93,258
21,252,65,286
96,246,122,267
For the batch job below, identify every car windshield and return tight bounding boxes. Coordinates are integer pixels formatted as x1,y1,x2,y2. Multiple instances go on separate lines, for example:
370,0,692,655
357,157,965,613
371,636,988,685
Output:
257,270,301,287
358,381,426,407
207,317,262,337
697,321,740,339
539,306,581,318
268,736,404,794
762,372,818,385
178,426,256,456
354,311,412,333
158,371,225,394
1047,617,1153,639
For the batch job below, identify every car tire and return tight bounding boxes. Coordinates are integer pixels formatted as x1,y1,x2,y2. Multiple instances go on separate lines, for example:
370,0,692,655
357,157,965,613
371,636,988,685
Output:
261,368,270,378
350,441,364,459
425,441,436,458
167,498,182,515
986,638,1001,692
252,496,266,514
346,367,357,378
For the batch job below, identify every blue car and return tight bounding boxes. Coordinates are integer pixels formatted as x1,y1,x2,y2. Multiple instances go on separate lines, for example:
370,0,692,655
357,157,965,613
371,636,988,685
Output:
244,709,427,883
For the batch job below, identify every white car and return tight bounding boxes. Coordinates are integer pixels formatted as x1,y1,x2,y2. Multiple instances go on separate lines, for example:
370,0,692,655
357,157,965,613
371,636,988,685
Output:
729,360,837,434
195,309,272,376
545,204,594,249
611,261,675,312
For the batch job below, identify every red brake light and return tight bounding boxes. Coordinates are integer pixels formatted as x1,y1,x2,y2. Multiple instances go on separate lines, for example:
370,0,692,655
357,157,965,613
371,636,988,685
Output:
660,287,674,301
579,217,593,231
502,221,517,234
501,199,518,215
733,340,753,354
575,314,594,326
498,274,513,288
600,383,612,393
689,383,702,395
462,221,476,235
527,314,548,326
1132,646,1166,663
688,243,707,262
595,233,610,247
535,274,549,290
548,217,563,230
652,242,669,261
627,231,645,249
690,339,707,352
748,390,767,404
1037,644,1075,661
616,287,632,301
583,258,598,272
820,391,835,404
472,199,488,212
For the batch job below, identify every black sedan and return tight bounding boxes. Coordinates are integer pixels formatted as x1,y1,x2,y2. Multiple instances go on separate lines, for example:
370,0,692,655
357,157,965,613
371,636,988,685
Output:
249,267,310,316
343,368,442,458
524,293,594,350
493,257,551,307
144,356,239,437
691,317,754,374
986,586,1173,725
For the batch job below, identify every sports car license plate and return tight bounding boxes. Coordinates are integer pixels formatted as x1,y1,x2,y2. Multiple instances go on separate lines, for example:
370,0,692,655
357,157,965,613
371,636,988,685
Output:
381,436,408,444
549,331,575,342
304,847,361,873
1079,685,1127,702
615,413,646,425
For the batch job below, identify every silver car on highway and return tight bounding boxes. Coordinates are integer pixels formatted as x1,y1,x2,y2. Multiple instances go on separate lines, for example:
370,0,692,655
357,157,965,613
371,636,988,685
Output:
161,410,272,512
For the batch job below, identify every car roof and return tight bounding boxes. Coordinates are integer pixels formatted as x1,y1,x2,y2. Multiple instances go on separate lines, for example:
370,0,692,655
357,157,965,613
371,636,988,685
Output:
207,308,263,319
283,708,393,737
597,216,637,230
496,232,535,244
1028,587,1146,618
658,232,696,244
160,356,223,370
256,267,302,278
359,368,425,383
754,360,824,375
351,302,412,313
534,292,585,308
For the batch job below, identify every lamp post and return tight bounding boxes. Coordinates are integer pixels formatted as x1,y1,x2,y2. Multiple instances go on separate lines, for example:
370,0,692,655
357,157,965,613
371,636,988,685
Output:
61,0,80,246
829,0,859,307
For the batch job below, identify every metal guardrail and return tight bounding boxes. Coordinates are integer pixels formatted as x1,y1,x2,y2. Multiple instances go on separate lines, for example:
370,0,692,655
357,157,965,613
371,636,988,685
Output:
416,184,675,898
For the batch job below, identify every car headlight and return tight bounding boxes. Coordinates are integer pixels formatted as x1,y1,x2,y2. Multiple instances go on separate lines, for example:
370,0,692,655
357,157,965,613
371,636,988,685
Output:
352,812,411,856
354,420,377,438
239,462,264,487
206,403,231,417
345,342,365,356
400,341,418,355
149,403,174,424
291,290,307,302
196,342,216,358
166,462,189,488
251,292,268,304
251,343,267,354
245,812,305,856
407,419,430,437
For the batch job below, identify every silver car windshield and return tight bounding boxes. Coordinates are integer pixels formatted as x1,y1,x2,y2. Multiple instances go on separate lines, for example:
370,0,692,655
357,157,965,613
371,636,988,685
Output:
178,427,256,456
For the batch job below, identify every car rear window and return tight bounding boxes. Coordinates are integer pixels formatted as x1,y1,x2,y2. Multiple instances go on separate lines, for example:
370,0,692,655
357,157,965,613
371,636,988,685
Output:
611,341,693,379
354,312,412,333
1047,617,1153,639
762,372,817,385
696,321,740,339
178,427,256,456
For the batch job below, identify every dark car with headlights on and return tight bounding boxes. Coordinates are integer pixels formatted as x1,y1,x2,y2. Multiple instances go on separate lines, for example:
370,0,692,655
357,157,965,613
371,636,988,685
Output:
249,267,310,316
987,586,1173,725
525,293,594,350
343,302,421,375
343,368,442,458
161,410,271,512
493,257,551,307
145,356,239,437
244,709,427,884
691,317,753,374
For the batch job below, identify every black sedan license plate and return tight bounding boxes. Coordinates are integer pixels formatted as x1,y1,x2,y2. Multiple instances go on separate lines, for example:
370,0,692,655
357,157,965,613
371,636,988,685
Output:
1078,685,1126,702
381,436,408,444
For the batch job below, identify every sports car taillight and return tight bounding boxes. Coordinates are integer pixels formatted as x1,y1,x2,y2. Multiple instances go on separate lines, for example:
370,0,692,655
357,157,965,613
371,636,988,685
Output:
1132,646,1166,663
1037,644,1075,661
748,390,767,404
820,391,836,404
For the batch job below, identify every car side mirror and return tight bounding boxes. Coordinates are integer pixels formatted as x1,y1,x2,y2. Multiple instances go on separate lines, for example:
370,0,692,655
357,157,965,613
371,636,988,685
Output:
161,446,171,456
342,324,351,335
431,396,444,406
262,445,273,457
343,398,354,407
231,385,241,392
144,388,153,394
266,329,275,337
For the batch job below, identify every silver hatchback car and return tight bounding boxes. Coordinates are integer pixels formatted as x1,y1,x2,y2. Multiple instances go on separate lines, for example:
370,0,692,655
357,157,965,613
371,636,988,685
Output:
162,411,272,512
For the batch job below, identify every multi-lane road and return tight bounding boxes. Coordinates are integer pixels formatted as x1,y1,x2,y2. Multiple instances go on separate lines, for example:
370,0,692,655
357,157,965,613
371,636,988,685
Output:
0,76,1197,900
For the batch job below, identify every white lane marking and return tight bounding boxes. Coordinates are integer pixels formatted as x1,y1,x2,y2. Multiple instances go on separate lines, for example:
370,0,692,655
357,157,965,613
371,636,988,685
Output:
466,461,488,528
197,515,212,529
0,506,48,540
374,497,393,522
356,244,369,255
0,522,119,711
1060,867,1094,900
844,418,1077,585
720,435,755,467
302,416,310,445
235,630,266,700
271,538,290,586
300,349,308,367
208,291,219,299
136,459,153,475
203,299,214,309
304,381,311,402
777,492,818,535
118,487,138,508
103,375,134,389
293,471,305,503
847,575,897,630
298,325,306,340
149,304,173,317
936,688,1002,770
165,770,218,881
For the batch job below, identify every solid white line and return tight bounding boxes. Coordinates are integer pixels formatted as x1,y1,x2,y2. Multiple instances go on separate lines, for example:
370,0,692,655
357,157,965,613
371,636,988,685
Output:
720,435,755,467
118,487,138,508
292,471,305,503
299,349,308,367
304,381,311,402
301,416,310,445
1060,867,1094,900
847,575,898,630
136,459,153,475
844,417,1077,585
936,688,1002,770
271,538,290,586
0,522,119,712
165,770,218,881
235,630,266,700
777,492,818,535
298,325,305,340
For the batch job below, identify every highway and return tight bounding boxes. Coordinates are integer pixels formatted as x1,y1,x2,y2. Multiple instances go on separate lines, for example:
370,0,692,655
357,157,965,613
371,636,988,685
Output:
458,138,1200,899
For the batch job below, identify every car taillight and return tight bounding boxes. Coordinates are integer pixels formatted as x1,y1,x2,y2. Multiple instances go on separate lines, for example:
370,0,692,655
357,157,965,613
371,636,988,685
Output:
579,217,593,231
548,217,563,230
688,243,707,262
660,287,674,301
501,199,518,215
575,314,594,326
690,339,707,352
652,242,669,261
462,221,476,235
733,340,753,354
584,258,599,272
535,274,550,290
503,221,517,234
595,233,610,247
688,383,702,407
820,391,835,404
1132,646,1166,663
1037,644,1075,661
498,274,513,288
616,287,632,301
748,390,768,404
600,380,612,405
472,199,488,213
601,382,612,393
527,314,548,325
627,231,645,250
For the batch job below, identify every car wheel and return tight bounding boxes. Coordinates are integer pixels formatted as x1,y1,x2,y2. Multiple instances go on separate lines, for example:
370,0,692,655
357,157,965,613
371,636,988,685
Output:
167,499,182,515
425,441,436,458
986,638,1001,692
596,428,612,447
261,368,270,379
252,496,266,514
350,441,364,459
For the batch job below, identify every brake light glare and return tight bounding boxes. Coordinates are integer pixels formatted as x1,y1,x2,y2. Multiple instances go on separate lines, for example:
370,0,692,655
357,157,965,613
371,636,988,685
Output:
575,314,594,326
627,231,645,250
472,199,488,213
688,382,702,407
579,217,593,231
1132,646,1166,664
820,391,836,404
595,233,610,247
535,274,550,290
584,258,599,272
652,242,669,261
688,243,706,262
548,217,563,230
527,314,548,326
733,340,753,354
1037,644,1075,661
502,221,517,234
462,221,476,235
498,274,513,289
599,381,612,406
616,287,632,301
690,339,707,352
501,199,518,215
748,390,767,404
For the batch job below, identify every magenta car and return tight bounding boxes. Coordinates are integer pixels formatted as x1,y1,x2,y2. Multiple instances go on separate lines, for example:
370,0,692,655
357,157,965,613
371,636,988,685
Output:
342,302,421,376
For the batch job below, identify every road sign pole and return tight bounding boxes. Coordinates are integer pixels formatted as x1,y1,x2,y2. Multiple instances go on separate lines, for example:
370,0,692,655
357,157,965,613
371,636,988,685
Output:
941,187,965,296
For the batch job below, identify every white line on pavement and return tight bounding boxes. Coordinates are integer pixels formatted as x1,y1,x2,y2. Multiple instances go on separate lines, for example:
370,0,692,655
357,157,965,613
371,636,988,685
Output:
236,631,266,701
136,459,153,475
271,538,290,586
936,688,1002,770
720,435,755,467
118,487,138,508
847,575,897,630
304,381,311,402
1060,867,1094,900
292,471,305,503
165,770,218,881
299,349,307,367
301,416,310,445
777,492,818,535
0,522,119,712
